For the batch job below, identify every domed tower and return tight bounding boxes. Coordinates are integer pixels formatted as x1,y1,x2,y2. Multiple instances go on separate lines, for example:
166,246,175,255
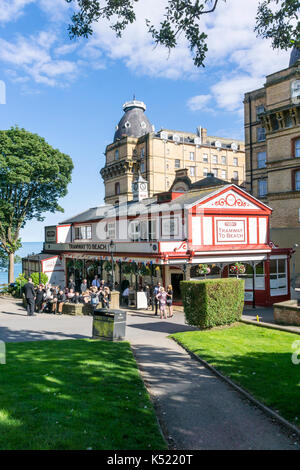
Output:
101,99,153,205
289,46,300,68
114,100,153,142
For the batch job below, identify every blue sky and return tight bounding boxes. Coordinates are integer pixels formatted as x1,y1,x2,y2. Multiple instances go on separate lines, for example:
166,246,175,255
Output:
0,0,290,242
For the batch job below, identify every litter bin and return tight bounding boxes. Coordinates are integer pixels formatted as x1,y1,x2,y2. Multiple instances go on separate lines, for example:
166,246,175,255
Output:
92,308,127,341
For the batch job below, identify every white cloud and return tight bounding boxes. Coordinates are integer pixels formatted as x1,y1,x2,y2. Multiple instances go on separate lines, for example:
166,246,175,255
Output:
187,94,213,112
0,0,35,23
0,33,80,87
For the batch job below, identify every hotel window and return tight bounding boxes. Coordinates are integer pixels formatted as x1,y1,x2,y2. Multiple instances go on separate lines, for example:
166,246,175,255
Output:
221,156,226,165
175,159,180,168
203,154,208,162
189,151,195,161
258,179,267,197
115,149,119,160
295,170,300,191
233,157,238,166
203,168,208,176
270,259,287,296
212,155,218,164
257,151,266,169
190,166,195,177
257,127,266,142
256,105,265,118
233,171,238,181
295,139,300,158
221,170,227,180
212,168,218,177
75,225,92,240
115,182,120,195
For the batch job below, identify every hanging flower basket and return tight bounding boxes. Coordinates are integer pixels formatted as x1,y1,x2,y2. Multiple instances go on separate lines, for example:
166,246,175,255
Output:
198,264,211,276
230,262,246,276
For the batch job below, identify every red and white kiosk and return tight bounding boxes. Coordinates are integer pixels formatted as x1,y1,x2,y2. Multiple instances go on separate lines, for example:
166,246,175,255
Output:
31,174,291,307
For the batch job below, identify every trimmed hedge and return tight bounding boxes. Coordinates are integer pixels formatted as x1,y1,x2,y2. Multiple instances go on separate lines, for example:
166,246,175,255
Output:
181,278,244,329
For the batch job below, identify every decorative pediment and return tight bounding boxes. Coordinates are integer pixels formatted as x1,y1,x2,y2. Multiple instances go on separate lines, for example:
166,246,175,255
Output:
200,189,261,210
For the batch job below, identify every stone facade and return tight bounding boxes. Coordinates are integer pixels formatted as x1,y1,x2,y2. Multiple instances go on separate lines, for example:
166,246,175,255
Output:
101,102,245,205
244,52,300,283
273,300,300,326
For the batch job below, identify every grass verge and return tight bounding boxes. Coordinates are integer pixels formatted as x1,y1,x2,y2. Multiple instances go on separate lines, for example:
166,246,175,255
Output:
0,339,166,450
171,323,300,427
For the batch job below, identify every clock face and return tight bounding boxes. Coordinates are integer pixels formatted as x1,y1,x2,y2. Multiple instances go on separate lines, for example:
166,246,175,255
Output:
140,183,147,191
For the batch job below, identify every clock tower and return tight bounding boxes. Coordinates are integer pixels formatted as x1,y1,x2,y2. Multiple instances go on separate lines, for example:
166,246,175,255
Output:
132,172,149,202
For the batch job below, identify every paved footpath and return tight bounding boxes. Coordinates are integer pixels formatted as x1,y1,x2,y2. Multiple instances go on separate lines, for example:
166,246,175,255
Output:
0,296,300,450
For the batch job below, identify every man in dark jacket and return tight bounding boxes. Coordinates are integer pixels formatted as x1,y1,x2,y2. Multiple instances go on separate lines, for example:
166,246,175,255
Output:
23,278,36,316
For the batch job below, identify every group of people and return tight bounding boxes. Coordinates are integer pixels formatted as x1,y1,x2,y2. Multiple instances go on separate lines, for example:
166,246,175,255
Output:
23,275,174,320
23,275,112,316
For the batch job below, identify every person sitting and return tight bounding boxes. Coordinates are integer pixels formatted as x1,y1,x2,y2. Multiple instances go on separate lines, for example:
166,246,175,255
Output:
100,287,110,309
56,290,67,314
67,288,75,302
90,287,100,310
82,289,91,304
72,292,82,304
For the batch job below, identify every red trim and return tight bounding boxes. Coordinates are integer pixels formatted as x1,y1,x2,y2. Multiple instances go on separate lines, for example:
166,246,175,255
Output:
291,135,300,158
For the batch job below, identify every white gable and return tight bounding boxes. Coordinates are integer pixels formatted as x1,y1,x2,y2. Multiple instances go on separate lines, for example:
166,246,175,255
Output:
201,189,260,210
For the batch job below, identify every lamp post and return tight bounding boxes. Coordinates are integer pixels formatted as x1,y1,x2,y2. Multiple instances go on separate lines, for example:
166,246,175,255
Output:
109,240,115,291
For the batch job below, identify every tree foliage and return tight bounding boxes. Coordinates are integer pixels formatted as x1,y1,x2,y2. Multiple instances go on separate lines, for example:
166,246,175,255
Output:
65,0,300,67
255,0,300,50
0,127,73,277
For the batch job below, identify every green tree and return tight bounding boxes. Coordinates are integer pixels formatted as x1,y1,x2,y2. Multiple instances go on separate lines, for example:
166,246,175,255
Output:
65,0,300,68
0,127,73,283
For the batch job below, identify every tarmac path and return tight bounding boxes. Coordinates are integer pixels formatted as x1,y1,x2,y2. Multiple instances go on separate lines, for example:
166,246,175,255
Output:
0,296,299,450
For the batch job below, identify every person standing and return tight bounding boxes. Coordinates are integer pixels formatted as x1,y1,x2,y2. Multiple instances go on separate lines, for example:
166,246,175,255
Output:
156,287,168,320
92,275,100,288
80,279,88,294
35,285,45,313
23,278,36,316
166,284,173,318
153,282,161,316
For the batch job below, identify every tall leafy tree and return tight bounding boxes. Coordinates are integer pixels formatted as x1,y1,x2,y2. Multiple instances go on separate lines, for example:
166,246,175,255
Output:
65,0,300,67
0,127,73,283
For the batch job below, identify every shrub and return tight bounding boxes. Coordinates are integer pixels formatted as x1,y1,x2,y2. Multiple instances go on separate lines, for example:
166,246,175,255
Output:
180,278,244,329
30,272,48,286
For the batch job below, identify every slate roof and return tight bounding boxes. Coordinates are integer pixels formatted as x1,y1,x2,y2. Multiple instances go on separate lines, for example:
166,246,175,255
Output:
114,100,153,142
289,47,300,67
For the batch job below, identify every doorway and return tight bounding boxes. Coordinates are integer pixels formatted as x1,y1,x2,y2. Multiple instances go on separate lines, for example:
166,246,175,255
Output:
171,273,184,301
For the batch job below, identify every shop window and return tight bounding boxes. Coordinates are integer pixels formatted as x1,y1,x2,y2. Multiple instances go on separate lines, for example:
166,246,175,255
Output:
107,222,116,239
269,258,287,296
149,220,157,240
229,262,265,291
75,225,92,240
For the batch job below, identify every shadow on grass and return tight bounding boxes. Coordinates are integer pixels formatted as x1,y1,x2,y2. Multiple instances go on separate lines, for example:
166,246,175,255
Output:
0,325,91,342
0,339,166,450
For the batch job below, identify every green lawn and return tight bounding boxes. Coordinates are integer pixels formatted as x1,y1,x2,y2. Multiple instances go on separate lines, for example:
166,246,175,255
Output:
171,323,300,427
0,339,166,450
